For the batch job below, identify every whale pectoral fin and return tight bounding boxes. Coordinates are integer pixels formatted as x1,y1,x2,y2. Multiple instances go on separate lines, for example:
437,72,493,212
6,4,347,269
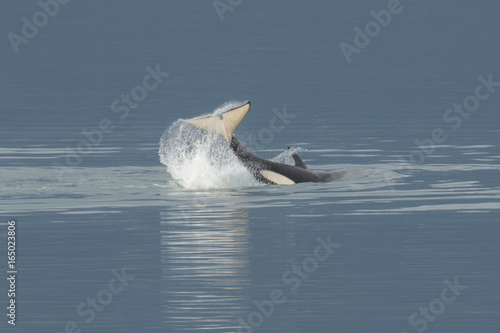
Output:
259,170,295,185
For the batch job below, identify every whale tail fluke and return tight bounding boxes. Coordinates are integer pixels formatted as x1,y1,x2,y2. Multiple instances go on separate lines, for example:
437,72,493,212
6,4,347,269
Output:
188,102,251,143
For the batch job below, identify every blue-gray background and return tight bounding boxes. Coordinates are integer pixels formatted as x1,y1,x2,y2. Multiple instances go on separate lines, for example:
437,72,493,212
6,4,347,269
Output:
1,1,499,332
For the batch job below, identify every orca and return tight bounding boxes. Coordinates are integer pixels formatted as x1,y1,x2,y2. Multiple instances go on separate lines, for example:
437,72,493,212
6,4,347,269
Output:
188,101,345,185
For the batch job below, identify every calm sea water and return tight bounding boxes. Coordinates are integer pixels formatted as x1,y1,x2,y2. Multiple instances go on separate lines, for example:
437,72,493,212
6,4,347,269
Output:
1,1,500,333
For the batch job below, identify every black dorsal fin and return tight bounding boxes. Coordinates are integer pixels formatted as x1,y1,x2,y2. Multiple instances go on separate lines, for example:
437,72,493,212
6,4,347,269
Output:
288,147,308,169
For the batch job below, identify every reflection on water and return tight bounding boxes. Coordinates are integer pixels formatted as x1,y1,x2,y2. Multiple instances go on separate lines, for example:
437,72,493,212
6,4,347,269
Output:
161,191,251,331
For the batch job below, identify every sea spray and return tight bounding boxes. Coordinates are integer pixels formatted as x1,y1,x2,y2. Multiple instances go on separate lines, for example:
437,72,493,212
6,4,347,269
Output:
159,103,262,189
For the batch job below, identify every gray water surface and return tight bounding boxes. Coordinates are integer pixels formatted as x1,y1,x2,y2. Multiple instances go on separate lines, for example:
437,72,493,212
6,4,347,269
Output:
1,1,500,332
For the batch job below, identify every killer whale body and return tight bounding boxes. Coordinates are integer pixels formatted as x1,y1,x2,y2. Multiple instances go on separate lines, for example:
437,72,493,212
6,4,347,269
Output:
228,136,343,184
188,101,345,185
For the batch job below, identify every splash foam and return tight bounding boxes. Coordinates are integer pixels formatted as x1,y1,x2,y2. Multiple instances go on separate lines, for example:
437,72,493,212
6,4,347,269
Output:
159,103,261,189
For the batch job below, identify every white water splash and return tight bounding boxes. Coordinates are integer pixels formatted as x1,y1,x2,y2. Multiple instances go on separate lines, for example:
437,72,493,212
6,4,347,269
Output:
159,102,261,189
